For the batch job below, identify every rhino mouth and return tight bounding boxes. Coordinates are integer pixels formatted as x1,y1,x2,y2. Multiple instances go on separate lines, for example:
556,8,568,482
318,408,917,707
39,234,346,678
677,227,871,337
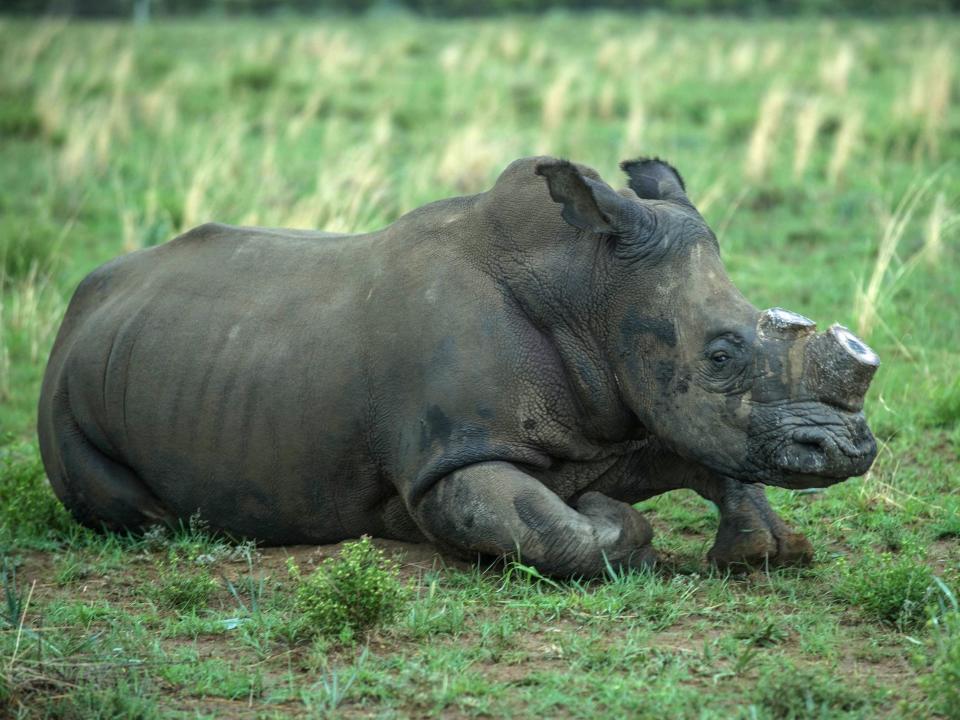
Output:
746,405,878,489
766,422,877,489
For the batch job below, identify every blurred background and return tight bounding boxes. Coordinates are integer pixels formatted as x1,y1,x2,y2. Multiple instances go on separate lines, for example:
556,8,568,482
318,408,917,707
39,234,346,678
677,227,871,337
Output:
4,0,960,16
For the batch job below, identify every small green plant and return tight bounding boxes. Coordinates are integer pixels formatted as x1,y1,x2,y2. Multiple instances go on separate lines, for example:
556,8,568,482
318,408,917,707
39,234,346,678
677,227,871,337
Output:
148,557,218,612
288,537,407,640
832,553,934,630
753,660,869,719
155,513,257,566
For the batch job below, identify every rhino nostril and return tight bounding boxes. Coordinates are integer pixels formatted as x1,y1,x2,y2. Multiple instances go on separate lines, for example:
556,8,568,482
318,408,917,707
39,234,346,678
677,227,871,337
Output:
795,438,824,453
775,429,830,475
791,428,828,453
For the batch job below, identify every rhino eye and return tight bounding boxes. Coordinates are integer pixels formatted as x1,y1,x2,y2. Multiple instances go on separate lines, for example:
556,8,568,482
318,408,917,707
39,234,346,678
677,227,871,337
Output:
710,351,731,366
704,335,745,372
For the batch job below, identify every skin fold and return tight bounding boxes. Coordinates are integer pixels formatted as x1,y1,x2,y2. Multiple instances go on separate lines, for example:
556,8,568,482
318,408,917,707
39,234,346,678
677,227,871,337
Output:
37,156,878,576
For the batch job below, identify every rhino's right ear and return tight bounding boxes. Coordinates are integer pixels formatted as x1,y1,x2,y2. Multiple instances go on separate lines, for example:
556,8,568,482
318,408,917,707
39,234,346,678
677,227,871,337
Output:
535,159,631,236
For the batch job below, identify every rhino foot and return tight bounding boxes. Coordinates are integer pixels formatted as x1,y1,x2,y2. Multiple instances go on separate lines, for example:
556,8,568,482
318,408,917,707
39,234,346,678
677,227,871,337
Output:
575,492,658,572
707,522,813,570
706,481,814,571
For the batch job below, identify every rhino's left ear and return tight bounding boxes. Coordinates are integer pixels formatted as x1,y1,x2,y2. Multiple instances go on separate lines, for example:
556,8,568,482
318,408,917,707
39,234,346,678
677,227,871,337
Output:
535,159,634,236
620,157,689,205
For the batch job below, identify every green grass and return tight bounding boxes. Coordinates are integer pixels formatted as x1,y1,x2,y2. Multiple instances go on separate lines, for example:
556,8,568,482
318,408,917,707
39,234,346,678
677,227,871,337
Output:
832,551,936,630
0,11,958,718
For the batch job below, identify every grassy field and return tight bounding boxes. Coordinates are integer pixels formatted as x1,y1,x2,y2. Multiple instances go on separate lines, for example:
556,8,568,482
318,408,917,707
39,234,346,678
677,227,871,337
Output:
1,11,959,718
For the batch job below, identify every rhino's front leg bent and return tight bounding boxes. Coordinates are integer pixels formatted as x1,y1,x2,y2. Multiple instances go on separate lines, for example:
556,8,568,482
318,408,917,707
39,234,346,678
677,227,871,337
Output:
693,478,814,569
412,461,656,577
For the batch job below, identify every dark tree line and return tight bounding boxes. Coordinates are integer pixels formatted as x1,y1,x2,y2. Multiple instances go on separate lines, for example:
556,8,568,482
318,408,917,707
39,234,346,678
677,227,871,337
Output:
1,0,957,16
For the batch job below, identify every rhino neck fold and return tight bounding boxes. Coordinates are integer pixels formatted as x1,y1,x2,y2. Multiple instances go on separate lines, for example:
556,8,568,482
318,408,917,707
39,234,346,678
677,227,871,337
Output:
488,239,640,443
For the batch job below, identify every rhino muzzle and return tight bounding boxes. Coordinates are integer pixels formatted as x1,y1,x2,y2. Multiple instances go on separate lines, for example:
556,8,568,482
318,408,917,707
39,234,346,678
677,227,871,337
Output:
754,308,880,484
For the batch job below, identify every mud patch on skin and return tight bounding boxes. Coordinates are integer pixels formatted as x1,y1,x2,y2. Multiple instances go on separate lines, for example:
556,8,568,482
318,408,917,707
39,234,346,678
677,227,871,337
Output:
419,405,453,452
655,360,677,393
620,310,677,349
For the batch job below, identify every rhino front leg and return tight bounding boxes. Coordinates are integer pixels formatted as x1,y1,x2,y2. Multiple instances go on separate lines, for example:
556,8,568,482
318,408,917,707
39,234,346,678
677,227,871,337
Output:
413,461,656,577
693,478,814,569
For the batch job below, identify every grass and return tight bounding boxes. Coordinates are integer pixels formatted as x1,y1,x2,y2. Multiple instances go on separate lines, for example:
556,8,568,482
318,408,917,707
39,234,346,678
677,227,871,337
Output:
147,557,220,612
0,10,958,718
832,551,935,630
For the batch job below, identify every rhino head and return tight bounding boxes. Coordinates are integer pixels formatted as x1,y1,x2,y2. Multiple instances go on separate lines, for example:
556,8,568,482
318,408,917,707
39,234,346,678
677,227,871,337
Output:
534,157,878,489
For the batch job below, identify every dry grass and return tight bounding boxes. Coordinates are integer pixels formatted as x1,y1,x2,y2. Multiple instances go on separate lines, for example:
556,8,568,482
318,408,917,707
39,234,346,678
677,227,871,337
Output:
924,191,948,264
744,86,787,183
903,43,954,160
819,42,855,96
793,97,822,179
827,109,862,186
854,172,942,339
0,267,66,402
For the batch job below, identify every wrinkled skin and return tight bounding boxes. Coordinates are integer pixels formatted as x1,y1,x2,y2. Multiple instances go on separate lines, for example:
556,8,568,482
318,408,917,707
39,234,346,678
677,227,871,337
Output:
37,156,879,576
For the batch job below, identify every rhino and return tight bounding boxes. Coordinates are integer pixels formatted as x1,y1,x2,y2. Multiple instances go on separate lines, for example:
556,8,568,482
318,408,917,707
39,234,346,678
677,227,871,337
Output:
38,156,879,576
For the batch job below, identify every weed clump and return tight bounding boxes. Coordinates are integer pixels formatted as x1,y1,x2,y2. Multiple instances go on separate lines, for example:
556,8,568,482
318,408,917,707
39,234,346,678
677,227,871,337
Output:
753,660,868,718
832,553,933,630
288,536,407,641
148,558,218,612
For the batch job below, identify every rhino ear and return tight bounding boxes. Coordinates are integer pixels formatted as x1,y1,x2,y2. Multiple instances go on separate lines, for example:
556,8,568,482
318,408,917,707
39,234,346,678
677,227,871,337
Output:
535,159,630,235
620,157,689,204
